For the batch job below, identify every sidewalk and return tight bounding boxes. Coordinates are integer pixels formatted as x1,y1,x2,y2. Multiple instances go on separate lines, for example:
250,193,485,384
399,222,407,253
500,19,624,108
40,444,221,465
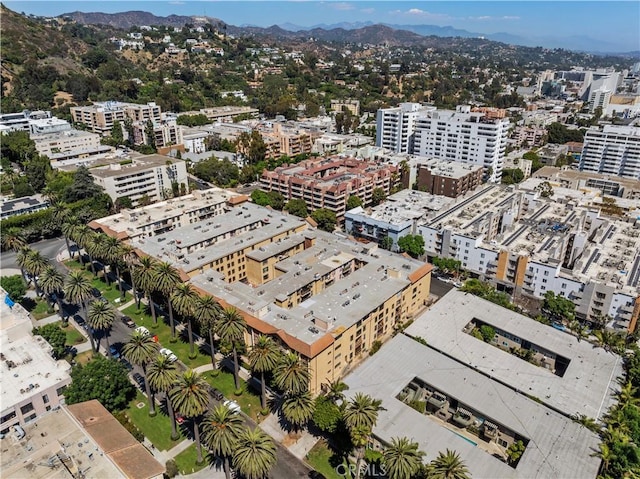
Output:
259,413,320,461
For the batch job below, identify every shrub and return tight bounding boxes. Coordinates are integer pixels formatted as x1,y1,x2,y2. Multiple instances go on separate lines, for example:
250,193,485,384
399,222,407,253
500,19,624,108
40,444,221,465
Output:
408,400,427,414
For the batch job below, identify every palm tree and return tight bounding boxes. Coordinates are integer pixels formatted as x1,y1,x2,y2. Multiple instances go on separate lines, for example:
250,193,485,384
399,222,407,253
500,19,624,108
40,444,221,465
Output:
87,232,108,279
343,393,383,479
171,282,198,355
154,261,182,338
24,249,50,297
193,295,222,368
73,225,96,273
324,379,349,404
591,442,616,476
64,270,93,319
39,266,66,321
274,352,310,395
248,335,281,409
123,331,158,415
102,236,125,296
618,381,639,408
203,404,245,479
135,256,159,325
232,427,277,479
1,228,26,252
61,216,80,259
216,307,247,391
15,246,33,284
87,300,116,354
170,370,210,465
429,449,471,479
383,437,425,479
571,414,600,434
281,391,315,431
147,354,180,440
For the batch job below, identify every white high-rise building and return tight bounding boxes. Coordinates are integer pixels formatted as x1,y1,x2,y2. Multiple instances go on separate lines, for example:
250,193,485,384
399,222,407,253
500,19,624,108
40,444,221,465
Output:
580,125,640,179
375,103,432,153
413,105,510,183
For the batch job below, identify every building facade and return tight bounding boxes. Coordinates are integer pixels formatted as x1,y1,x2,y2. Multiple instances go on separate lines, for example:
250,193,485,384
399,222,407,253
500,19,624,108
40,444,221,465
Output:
580,125,640,179
71,102,162,136
415,159,483,197
375,103,428,153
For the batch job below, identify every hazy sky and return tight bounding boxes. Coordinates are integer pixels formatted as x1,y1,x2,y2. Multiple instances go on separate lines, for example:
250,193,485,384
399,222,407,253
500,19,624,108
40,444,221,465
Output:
6,1,640,51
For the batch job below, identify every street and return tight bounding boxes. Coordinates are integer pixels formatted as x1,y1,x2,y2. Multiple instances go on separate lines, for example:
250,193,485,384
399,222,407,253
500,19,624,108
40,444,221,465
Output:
0,237,67,272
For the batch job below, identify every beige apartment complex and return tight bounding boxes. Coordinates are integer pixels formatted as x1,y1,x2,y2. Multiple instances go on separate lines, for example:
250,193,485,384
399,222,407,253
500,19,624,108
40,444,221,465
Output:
91,199,432,393
71,101,162,135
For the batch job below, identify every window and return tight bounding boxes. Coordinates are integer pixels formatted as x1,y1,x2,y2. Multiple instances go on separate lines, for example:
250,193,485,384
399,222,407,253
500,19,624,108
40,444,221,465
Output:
542,279,547,283
1,412,16,424
42,394,49,404
56,386,67,397
20,403,34,415
544,271,549,276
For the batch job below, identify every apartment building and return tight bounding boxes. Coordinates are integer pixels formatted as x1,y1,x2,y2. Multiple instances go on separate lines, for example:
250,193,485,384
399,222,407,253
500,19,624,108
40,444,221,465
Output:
90,154,188,206
343,334,602,479
375,102,428,154
0,110,51,132
100,202,432,394
188,106,259,123
413,105,510,183
31,129,102,157
415,159,483,198
533,166,640,199
512,125,546,148
132,119,184,149
1,194,49,220
580,124,640,179
260,155,399,220
330,99,360,116
71,102,162,135
0,289,71,435
258,123,316,158
28,117,71,136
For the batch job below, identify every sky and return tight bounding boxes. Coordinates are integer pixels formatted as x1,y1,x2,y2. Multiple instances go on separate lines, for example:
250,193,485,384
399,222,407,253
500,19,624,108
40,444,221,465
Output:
5,1,640,51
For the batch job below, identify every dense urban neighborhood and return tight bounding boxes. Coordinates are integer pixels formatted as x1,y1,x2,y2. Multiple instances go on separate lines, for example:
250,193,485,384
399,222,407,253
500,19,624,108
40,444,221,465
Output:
1,3,640,479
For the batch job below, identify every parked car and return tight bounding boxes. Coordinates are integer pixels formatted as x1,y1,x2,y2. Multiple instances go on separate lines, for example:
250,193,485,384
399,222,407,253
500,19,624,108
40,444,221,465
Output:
121,315,135,328
159,348,177,362
134,326,150,337
109,346,121,359
211,388,224,401
223,400,241,414
132,372,145,390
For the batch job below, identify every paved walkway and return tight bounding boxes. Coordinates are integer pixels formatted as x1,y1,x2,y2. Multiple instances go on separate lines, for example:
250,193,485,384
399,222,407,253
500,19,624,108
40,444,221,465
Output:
259,413,320,461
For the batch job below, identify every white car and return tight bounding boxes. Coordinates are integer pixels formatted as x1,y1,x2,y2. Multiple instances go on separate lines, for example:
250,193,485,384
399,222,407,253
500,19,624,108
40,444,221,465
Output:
159,348,177,362
223,400,241,414
134,326,150,337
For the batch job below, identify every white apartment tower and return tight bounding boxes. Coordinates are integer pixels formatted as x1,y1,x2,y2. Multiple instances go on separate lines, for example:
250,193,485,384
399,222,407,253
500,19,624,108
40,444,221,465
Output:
375,103,430,153
580,125,640,180
413,105,510,183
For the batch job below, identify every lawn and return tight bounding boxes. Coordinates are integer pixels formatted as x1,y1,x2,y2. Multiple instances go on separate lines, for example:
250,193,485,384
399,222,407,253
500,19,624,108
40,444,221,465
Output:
306,440,343,479
121,304,211,369
57,322,86,346
205,369,264,422
28,299,54,320
74,350,96,366
173,443,209,475
125,391,184,451
64,260,131,305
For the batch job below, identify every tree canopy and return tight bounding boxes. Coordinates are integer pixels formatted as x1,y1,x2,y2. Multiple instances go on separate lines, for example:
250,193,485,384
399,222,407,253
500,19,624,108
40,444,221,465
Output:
33,324,66,359
0,275,26,302
310,208,337,232
397,235,425,258
285,199,308,218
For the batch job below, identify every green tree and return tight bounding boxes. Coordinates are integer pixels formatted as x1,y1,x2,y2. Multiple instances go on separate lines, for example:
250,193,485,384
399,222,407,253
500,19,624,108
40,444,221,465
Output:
61,216,80,260
24,155,51,192
122,330,158,415
267,191,285,210
429,449,471,479
397,235,425,259
110,120,124,145
232,427,277,479
64,356,135,412
171,283,199,356
248,335,281,409
237,130,267,164
371,187,386,206
147,354,180,440
63,270,93,318
203,404,245,479
170,370,210,465
506,440,526,466
63,166,103,202
344,393,384,479
251,189,271,206
115,196,133,211
380,236,394,251
216,307,247,390
33,323,66,358
1,228,26,252
87,300,116,355
501,168,524,185
274,352,310,395
0,275,26,303
193,157,239,187
347,195,363,210
542,291,575,322
154,261,182,339
285,199,308,218
312,395,342,434
281,390,315,431
311,208,337,232
383,437,425,479
193,294,222,369
24,248,50,296
134,256,159,325
479,325,496,343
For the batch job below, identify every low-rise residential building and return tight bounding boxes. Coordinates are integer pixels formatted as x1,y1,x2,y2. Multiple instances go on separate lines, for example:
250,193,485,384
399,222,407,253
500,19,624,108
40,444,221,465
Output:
330,99,360,116
415,159,483,198
71,102,162,136
260,155,399,221
513,125,546,148
503,155,533,179
343,333,602,478
184,106,259,123
28,117,71,136
0,110,51,133
0,288,71,434
132,119,184,150
31,129,102,158
537,144,569,166
1,194,49,220
311,132,373,155
90,154,188,206
533,166,640,199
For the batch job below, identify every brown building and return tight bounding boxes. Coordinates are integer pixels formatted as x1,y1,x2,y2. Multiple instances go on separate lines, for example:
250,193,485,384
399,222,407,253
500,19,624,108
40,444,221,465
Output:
416,159,483,198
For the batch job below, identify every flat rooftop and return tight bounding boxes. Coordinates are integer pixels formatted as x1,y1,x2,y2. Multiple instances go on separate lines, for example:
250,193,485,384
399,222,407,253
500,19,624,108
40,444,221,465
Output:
343,334,601,479
404,290,623,419
90,154,184,179
419,158,483,179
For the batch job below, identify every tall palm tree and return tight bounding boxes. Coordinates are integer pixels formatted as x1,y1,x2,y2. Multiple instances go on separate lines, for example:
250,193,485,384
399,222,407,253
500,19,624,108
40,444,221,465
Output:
383,437,425,479
154,261,182,337
344,393,384,479
170,370,210,465
171,282,198,355
61,216,80,259
324,379,349,404
73,225,96,273
15,246,33,284
120,244,138,302
281,391,315,431
429,449,471,479
64,270,93,319
102,236,125,295
248,335,281,409
203,404,245,479
123,330,158,415
39,266,65,320
232,427,277,479
86,232,107,279
1,228,26,252
274,352,310,395
216,307,247,390
24,249,50,297
147,354,180,440
135,256,159,325
193,295,222,368
87,300,116,354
